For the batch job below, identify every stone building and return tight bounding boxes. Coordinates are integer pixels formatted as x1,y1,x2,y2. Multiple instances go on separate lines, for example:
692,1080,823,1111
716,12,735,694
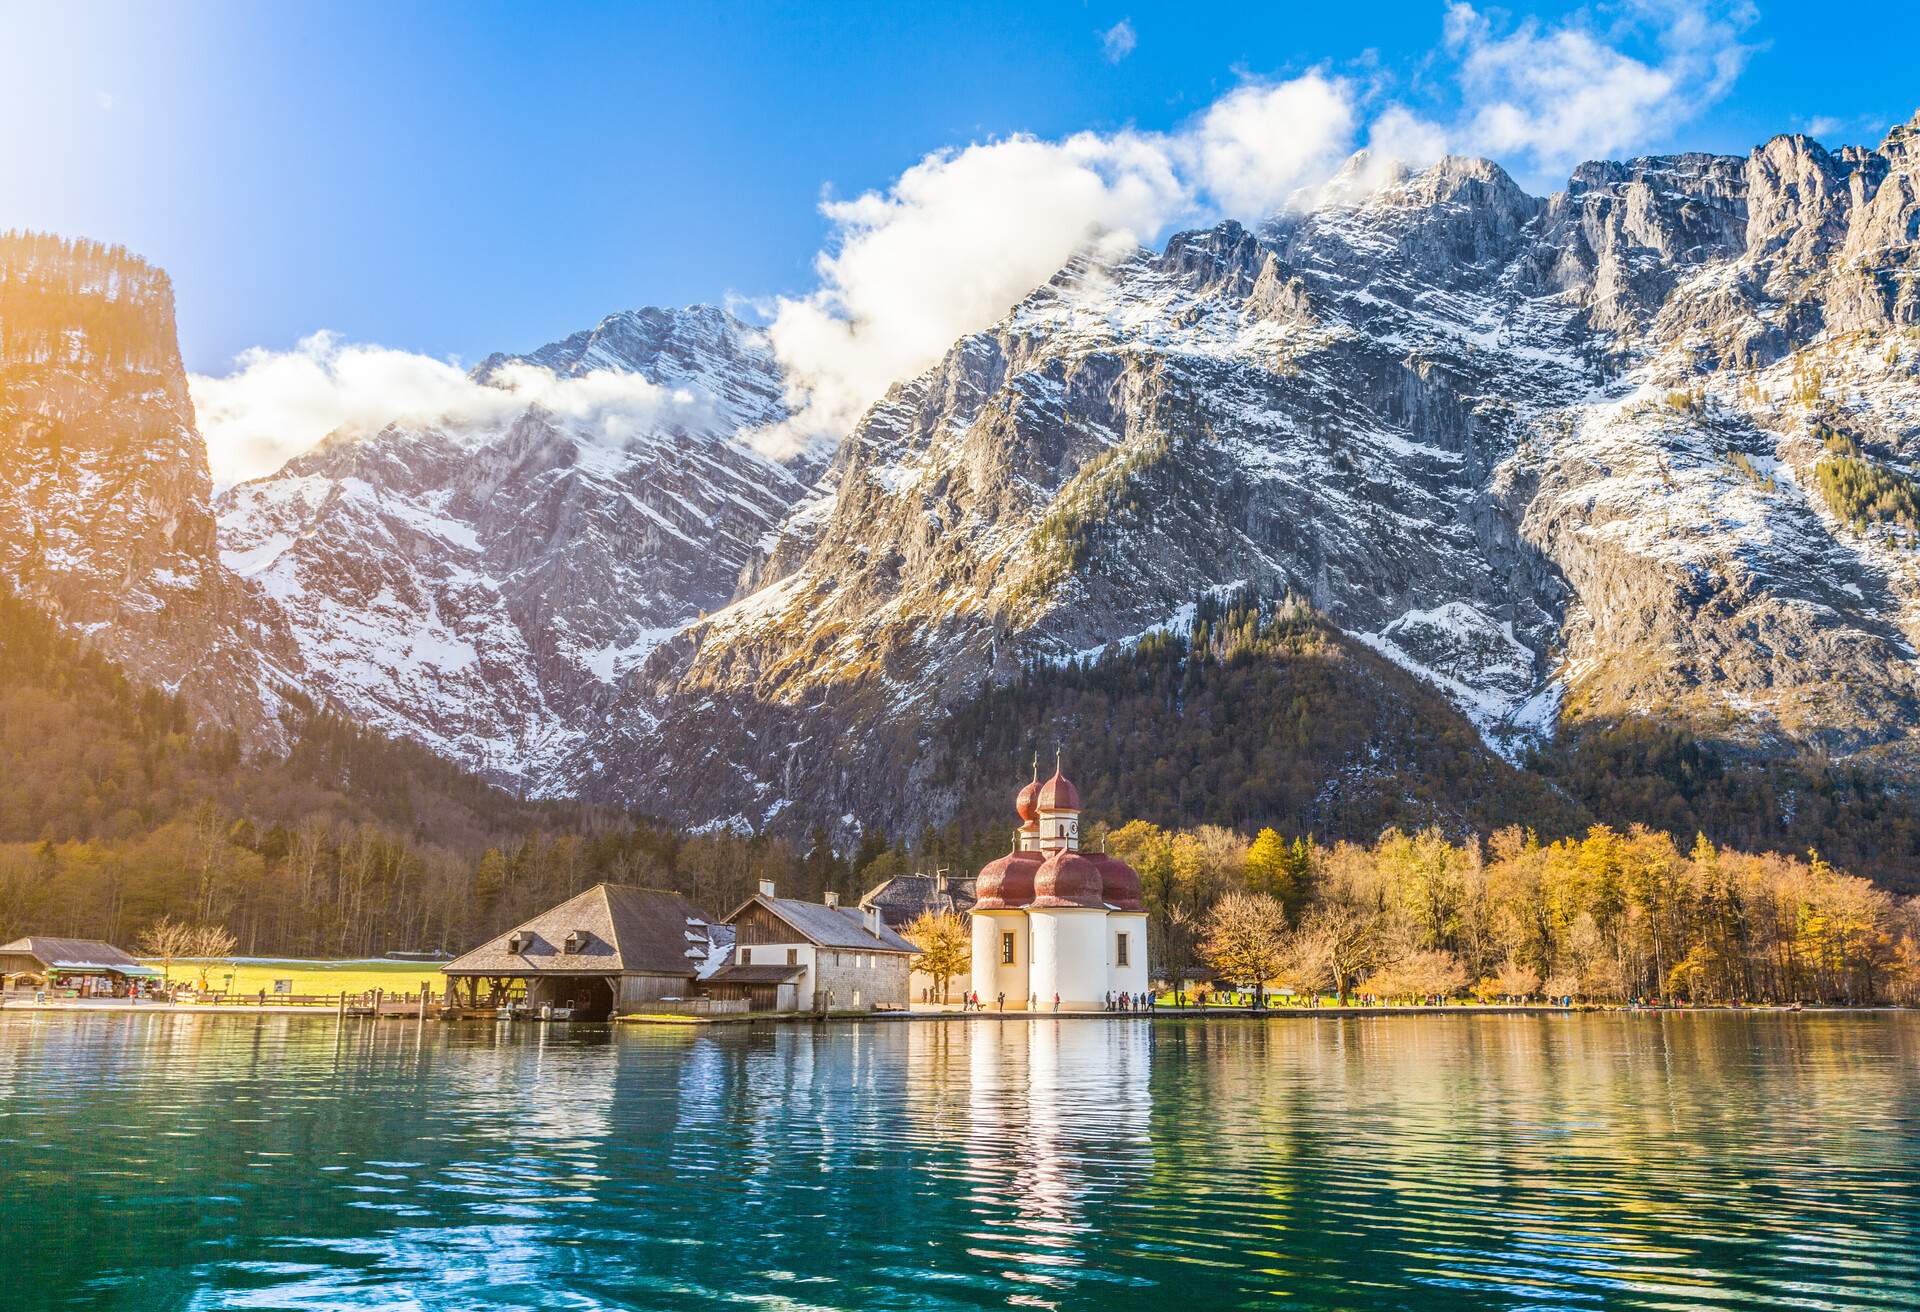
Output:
969,766,1149,1010
718,881,917,1011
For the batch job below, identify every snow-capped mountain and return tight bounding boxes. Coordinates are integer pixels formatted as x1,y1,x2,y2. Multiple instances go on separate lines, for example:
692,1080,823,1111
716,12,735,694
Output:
570,115,1920,834
9,113,1920,852
214,306,813,777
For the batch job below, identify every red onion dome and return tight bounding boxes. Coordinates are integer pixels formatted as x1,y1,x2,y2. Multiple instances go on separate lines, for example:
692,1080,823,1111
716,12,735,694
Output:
1036,769,1081,812
1031,850,1105,908
1088,853,1143,912
1015,779,1040,823
973,851,1042,911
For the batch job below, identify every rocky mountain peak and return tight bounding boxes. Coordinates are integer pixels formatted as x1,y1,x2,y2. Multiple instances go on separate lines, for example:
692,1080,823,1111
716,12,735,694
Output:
470,303,790,452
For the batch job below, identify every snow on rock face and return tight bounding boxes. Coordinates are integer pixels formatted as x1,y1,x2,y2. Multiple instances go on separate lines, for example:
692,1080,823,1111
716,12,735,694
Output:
34,122,1920,840
0,236,285,734
215,307,811,783
1358,603,1540,756
568,122,1920,835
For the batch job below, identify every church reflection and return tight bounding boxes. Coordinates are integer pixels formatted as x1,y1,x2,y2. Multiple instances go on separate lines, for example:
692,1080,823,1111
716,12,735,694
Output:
961,1019,1153,1288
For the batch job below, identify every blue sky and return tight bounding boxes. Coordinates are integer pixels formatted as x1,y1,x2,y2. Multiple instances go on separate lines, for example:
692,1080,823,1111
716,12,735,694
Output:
4,0,1918,469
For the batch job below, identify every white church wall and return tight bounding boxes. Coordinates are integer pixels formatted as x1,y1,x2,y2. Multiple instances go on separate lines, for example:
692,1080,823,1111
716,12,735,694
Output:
1030,908,1106,1010
970,910,1029,1008
1107,911,1149,999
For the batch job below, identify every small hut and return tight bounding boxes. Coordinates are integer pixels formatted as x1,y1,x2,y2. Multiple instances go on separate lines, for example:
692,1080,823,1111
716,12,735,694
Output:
0,937,163,995
441,884,721,1020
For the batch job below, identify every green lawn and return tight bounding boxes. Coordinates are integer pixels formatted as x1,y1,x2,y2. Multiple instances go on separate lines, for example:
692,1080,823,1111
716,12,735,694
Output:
146,958,442,998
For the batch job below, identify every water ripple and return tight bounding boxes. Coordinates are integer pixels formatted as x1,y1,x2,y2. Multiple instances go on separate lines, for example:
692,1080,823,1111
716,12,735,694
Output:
2,1013,1917,1309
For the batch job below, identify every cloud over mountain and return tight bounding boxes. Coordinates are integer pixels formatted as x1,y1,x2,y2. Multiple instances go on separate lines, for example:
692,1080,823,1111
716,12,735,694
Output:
190,332,711,486
764,2,1754,446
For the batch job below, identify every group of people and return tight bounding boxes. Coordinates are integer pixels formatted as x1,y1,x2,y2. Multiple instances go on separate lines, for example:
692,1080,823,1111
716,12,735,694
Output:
952,990,1155,1013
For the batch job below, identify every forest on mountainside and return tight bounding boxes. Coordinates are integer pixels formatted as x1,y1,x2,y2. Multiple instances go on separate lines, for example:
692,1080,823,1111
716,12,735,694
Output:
917,594,1920,893
0,585,820,954
923,596,1589,857
0,231,177,376
6,577,1919,984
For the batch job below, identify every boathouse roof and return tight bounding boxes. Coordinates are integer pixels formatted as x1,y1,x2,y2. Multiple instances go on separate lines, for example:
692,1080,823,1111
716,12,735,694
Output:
441,884,714,978
859,871,976,930
0,937,161,977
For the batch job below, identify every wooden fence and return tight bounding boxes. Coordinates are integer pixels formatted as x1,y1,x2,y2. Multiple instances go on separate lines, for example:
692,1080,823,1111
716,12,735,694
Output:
637,997,751,1016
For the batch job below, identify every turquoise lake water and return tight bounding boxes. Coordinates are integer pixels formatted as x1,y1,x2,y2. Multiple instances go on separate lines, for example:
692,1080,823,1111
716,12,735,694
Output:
2,1011,1917,1310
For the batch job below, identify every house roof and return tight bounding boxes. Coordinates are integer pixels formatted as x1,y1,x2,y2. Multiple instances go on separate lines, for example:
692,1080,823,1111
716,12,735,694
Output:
722,894,919,954
442,884,713,977
859,872,976,929
707,963,808,984
0,937,160,976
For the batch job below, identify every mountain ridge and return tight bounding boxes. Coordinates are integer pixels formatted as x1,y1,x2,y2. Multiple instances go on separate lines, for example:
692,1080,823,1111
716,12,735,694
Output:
7,115,1920,882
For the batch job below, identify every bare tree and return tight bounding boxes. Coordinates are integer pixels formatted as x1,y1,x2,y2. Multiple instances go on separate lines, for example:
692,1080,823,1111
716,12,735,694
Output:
1200,892,1289,1007
187,923,239,992
1285,902,1382,1004
1494,958,1541,1001
136,915,195,986
1360,948,1468,1004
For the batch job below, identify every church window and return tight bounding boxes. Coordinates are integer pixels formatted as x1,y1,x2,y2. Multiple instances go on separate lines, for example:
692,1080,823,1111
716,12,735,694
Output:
1116,933,1130,967
1001,932,1015,964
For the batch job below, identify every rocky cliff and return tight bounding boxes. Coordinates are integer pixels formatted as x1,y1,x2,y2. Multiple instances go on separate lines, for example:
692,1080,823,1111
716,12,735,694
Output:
214,305,812,777
9,114,1920,868
570,117,1920,843
0,233,282,730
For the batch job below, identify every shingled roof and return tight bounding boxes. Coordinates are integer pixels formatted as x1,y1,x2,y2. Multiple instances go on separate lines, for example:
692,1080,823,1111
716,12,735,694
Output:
860,871,975,929
0,937,160,976
722,894,919,953
442,884,713,977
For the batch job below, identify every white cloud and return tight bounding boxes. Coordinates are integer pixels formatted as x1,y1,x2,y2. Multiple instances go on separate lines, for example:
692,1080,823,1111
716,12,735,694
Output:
189,332,708,487
1431,1,1755,176
1186,76,1357,218
197,5,1761,476
1101,19,1137,64
769,72,1356,440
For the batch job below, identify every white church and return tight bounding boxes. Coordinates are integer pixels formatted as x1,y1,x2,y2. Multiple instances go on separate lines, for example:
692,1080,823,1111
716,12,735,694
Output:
969,763,1150,1010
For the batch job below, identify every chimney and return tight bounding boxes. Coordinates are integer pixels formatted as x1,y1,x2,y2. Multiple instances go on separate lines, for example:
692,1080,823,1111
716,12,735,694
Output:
824,890,840,908
758,878,776,898
864,905,882,937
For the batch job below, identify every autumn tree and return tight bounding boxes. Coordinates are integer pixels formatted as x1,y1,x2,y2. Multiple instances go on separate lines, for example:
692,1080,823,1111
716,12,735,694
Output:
1200,892,1289,1007
905,910,970,1004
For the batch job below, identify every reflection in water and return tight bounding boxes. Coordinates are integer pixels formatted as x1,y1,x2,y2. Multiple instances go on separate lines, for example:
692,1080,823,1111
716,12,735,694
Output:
961,1021,1154,1299
2,1012,1917,1310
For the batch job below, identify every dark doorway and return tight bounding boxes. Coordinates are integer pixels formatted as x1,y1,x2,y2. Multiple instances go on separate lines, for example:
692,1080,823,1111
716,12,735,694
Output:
550,976,614,1021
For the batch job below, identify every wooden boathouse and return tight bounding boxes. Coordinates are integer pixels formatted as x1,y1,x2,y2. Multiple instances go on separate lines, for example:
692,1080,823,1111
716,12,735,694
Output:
440,884,722,1020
